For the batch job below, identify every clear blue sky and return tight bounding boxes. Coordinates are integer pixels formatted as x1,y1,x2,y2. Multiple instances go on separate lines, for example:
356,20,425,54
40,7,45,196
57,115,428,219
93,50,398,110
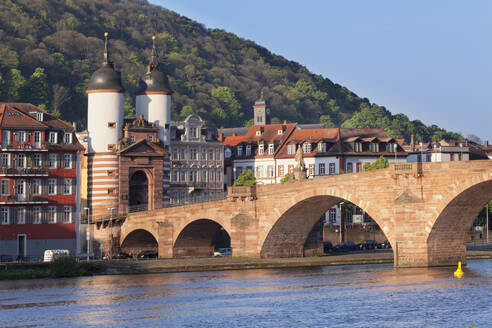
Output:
151,0,492,142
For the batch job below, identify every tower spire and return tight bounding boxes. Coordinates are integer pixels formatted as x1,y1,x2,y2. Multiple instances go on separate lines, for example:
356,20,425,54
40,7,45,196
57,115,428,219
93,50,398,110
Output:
103,32,110,64
149,35,158,71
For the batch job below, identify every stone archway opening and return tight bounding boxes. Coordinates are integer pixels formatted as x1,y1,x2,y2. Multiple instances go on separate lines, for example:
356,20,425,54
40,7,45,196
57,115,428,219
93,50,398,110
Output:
260,195,389,258
427,180,492,266
130,170,149,210
120,229,158,257
173,219,231,258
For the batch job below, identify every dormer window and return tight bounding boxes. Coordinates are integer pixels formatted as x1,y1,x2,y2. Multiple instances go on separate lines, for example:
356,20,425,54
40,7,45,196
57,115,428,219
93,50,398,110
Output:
256,130,261,136
130,135,135,143
30,111,43,122
190,127,198,138
318,142,326,153
237,146,243,157
148,135,153,142
268,144,274,155
387,143,397,153
277,130,283,135
225,148,232,159
354,142,362,152
64,132,72,144
302,143,311,154
287,144,296,155
370,143,379,152
49,132,57,144
246,145,251,156
258,144,264,155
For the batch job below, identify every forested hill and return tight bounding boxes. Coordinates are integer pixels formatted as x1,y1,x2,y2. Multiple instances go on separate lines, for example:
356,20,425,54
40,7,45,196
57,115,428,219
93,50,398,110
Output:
0,0,460,141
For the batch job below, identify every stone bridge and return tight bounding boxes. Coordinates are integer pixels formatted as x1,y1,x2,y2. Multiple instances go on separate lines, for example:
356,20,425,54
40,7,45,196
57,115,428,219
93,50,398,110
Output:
95,160,492,267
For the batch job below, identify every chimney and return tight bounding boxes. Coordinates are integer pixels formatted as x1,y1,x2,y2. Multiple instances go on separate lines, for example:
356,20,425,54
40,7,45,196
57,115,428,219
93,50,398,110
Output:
283,120,287,124
410,134,415,152
232,132,237,137
218,133,224,142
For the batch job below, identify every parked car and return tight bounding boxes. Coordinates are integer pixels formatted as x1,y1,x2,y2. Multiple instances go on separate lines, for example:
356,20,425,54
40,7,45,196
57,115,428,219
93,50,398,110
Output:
0,255,14,262
334,242,357,251
323,242,334,254
213,248,232,257
112,253,131,260
377,241,392,249
76,253,95,261
43,249,70,262
137,250,158,259
359,240,378,250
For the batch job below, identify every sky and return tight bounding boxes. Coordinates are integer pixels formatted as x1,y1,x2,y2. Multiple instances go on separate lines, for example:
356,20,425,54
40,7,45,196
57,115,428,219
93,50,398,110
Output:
151,0,492,142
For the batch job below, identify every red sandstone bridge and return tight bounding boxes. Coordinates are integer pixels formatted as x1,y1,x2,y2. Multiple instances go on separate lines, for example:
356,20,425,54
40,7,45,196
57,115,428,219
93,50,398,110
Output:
93,160,492,267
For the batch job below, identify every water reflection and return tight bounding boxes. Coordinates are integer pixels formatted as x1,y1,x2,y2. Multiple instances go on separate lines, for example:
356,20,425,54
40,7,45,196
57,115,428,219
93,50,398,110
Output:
0,260,491,327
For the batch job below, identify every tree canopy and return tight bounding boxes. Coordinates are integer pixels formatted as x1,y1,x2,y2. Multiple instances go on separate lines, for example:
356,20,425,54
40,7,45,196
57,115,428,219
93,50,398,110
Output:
363,156,389,171
233,169,256,187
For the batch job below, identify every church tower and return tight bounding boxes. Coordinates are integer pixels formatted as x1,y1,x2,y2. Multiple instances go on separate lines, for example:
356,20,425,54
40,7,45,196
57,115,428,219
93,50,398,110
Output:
253,91,271,125
135,36,173,146
86,32,124,217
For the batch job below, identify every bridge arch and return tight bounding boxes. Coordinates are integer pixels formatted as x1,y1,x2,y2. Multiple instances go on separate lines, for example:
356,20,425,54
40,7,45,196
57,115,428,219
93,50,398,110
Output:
120,229,158,256
427,179,492,265
173,219,231,258
260,192,391,258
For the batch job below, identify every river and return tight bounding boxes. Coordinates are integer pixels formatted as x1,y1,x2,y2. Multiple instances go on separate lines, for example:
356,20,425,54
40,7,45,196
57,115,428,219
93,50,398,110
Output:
0,259,491,327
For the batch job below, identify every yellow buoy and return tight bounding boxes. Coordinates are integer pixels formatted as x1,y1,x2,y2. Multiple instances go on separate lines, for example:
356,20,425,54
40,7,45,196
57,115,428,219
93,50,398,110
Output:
454,261,464,279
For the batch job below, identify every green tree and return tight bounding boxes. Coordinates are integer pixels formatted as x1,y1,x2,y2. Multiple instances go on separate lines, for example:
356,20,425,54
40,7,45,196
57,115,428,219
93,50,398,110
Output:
233,169,256,186
21,68,50,107
320,114,336,128
280,173,292,183
211,86,242,126
363,156,389,171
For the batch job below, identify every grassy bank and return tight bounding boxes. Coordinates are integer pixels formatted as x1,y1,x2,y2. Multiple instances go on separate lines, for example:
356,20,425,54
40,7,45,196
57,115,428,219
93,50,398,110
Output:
0,256,104,280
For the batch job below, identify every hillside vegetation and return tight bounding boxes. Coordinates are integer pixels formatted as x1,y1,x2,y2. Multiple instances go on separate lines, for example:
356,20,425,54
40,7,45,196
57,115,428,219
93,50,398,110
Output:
0,0,461,141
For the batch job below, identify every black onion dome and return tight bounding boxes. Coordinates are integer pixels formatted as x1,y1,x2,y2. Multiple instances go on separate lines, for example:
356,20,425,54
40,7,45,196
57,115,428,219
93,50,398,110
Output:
136,69,172,94
87,63,124,91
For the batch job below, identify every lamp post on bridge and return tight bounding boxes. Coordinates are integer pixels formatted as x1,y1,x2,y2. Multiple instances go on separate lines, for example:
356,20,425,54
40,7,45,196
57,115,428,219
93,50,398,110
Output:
84,207,90,261
107,207,115,260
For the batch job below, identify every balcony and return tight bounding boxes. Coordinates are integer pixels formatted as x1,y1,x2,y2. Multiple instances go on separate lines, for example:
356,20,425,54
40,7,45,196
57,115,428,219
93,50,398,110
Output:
0,167,49,176
1,142,46,151
0,194,49,204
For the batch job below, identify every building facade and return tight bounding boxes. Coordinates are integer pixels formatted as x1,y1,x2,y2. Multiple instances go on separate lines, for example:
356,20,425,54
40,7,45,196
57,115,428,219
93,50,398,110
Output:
170,115,225,205
0,103,83,259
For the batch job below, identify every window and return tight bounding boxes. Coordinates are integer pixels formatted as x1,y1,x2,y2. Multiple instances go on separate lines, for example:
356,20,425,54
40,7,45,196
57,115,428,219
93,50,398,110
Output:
108,122,116,128
64,132,72,144
0,180,9,195
354,142,362,152
245,145,251,156
33,131,42,146
32,179,42,195
256,130,261,136
217,168,222,182
180,170,186,182
256,166,263,178
49,132,57,144
17,154,26,168
450,153,455,161
63,154,72,168
258,144,264,155
1,130,11,147
318,143,326,153
148,135,153,142
201,170,207,182
268,144,274,155
48,179,57,195
0,208,9,225
172,148,178,160
33,154,42,168
224,148,231,159
267,165,274,177
33,207,42,224
288,165,294,174
235,167,243,179
0,153,10,167
356,162,362,172
180,148,186,160
303,143,311,154
48,207,56,224
209,149,214,160
172,191,178,204
130,135,135,143
63,178,72,195
370,143,379,152
16,131,26,142
329,209,337,224
34,112,43,121
63,206,72,223
48,154,57,169
216,149,221,160
319,163,325,176
278,165,284,177
189,170,196,182
287,144,296,155
277,130,283,135
16,180,25,196
210,170,215,182
172,170,178,182
329,163,336,175
190,127,198,138
387,143,397,153
17,208,26,224
190,148,197,160
237,146,243,157
346,162,353,173
308,164,314,176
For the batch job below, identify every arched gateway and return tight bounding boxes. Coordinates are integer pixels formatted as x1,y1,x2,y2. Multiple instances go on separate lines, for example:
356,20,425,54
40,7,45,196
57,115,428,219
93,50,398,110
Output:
103,160,492,267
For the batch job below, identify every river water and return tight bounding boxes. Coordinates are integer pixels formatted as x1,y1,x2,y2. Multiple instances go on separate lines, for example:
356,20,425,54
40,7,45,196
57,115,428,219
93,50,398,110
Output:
0,259,491,328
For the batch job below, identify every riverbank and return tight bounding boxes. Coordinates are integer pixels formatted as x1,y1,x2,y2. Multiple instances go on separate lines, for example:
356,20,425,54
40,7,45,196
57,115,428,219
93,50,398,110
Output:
2,250,491,279
102,250,492,275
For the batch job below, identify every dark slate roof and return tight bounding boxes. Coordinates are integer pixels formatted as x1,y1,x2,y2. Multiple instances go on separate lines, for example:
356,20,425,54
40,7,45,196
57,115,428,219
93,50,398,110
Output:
218,127,250,137
135,69,172,94
87,63,124,91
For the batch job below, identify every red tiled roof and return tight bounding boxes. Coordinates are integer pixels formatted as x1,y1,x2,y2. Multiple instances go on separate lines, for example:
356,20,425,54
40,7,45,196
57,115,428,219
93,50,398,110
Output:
0,103,48,129
223,135,245,147
286,128,339,143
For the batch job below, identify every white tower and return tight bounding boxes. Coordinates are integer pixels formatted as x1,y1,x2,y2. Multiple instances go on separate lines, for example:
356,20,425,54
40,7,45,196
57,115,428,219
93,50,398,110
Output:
86,32,124,218
135,36,173,147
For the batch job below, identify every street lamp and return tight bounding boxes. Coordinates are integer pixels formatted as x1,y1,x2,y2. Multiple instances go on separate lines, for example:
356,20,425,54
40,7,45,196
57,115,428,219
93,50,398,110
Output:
394,143,397,163
84,207,90,261
107,207,115,260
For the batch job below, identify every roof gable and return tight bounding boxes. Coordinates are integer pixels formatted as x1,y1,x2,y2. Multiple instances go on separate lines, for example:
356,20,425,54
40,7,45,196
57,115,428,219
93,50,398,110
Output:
118,139,167,156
